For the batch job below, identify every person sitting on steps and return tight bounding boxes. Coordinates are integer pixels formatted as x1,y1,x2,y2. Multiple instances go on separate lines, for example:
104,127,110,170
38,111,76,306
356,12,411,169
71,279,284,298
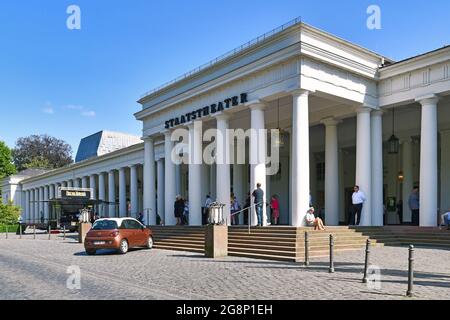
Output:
305,207,325,231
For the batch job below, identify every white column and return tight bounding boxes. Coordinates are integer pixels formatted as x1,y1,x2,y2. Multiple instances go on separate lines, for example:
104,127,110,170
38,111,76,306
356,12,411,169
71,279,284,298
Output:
119,167,127,217
216,114,231,225
43,185,49,222
201,162,210,203
402,139,413,223
321,117,341,226
98,172,106,217
81,177,88,189
210,164,217,200
130,165,139,218
38,187,44,222
157,159,165,223
89,175,97,200
417,95,439,226
291,90,311,227
175,165,182,197
188,122,203,226
355,106,372,226
33,189,38,223
108,170,116,218
249,103,267,226
371,110,384,226
165,132,177,225
49,184,55,200
25,190,30,223
144,138,157,225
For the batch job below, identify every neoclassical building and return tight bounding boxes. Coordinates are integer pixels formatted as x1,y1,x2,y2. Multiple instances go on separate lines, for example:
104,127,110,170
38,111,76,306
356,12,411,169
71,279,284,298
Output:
2,20,450,227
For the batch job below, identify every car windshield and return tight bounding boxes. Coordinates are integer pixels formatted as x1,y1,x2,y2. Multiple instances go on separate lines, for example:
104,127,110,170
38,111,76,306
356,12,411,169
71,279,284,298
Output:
92,220,118,230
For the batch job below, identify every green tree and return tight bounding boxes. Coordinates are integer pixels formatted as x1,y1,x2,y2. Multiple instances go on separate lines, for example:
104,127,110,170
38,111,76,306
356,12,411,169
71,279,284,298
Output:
0,141,16,179
0,201,21,225
13,134,73,171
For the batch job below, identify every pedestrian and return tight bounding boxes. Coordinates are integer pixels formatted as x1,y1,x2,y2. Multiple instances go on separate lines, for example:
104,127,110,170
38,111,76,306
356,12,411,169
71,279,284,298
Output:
408,187,420,226
252,183,264,226
203,194,213,225
183,199,189,225
270,195,280,225
440,209,450,230
350,185,366,226
174,195,184,225
305,207,325,230
137,212,144,224
231,194,241,225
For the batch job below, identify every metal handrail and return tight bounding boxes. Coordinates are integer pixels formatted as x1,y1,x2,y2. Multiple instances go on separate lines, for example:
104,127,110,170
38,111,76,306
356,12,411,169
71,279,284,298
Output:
140,16,302,99
229,201,267,234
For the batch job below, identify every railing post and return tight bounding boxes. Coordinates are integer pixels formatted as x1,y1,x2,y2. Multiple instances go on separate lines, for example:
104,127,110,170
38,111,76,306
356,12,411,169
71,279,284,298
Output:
304,231,310,267
362,239,371,283
406,245,415,297
329,234,335,273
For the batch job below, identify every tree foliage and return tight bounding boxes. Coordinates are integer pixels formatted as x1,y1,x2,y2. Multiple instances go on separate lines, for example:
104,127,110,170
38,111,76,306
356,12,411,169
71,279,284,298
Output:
13,134,73,171
0,141,16,179
0,201,21,225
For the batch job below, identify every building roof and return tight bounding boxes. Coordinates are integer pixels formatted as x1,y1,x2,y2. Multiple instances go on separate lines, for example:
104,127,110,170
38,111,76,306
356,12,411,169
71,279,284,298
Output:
75,130,142,163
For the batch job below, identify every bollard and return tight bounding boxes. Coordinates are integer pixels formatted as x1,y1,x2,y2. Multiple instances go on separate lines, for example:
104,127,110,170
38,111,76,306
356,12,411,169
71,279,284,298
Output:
33,225,36,240
48,225,51,240
362,239,371,283
19,224,22,239
5,225,8,239
406,245,414,297
329,234,335,273
63,226,66,240
304,231,310,267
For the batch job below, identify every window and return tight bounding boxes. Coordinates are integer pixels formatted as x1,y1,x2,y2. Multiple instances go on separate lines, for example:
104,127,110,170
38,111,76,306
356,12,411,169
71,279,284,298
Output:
316,162,325,181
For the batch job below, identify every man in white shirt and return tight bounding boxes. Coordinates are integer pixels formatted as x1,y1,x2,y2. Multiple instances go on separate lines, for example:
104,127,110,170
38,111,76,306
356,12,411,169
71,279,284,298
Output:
350,185,366,226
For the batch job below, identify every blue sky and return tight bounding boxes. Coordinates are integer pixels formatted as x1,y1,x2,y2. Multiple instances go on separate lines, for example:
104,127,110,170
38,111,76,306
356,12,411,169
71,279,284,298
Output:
0,0,449,155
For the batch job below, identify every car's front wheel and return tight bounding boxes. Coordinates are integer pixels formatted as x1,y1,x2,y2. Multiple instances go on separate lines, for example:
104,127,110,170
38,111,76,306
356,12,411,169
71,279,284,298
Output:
118,239,129,254
146,236,153,249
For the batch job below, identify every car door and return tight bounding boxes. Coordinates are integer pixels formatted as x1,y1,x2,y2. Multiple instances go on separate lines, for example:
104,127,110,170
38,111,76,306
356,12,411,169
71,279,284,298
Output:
128,220,146,245
120,220,137,247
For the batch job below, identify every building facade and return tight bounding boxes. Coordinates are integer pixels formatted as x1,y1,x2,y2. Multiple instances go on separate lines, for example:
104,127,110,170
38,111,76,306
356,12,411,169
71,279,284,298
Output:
2,20,450,227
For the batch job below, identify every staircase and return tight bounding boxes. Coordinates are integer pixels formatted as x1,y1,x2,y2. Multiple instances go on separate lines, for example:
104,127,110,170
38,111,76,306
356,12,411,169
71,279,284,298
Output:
151,226,205,253
228,226,381,262
354,226,450,248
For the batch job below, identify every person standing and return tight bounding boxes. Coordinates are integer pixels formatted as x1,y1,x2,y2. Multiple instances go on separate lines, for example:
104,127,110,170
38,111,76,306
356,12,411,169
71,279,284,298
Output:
174,195,184,225
408,187,420,226
270,195,280,225
350,186,366,226
252,183,264,227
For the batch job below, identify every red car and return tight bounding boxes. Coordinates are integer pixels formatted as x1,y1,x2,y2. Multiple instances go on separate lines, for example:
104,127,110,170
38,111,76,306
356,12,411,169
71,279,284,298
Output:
84,218,153,255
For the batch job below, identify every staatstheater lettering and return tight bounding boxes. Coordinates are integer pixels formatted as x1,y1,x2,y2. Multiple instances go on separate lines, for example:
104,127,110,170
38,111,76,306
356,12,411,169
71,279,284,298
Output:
165,93,248,129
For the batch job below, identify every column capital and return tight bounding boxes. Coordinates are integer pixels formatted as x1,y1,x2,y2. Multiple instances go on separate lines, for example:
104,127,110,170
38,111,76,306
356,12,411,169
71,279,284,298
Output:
247,100,266,111
355,106,373,114
290,88,313,98
215,112,231,122
371,109,384,117
415,94,440,106
320,117,342,127
143,135,155,143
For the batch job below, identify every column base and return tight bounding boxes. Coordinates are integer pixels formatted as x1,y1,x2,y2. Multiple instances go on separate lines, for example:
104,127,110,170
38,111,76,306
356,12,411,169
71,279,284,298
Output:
205,225,228,258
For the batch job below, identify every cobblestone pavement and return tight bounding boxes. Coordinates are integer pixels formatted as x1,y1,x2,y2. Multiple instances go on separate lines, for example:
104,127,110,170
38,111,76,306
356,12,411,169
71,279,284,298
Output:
0,232,449,300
